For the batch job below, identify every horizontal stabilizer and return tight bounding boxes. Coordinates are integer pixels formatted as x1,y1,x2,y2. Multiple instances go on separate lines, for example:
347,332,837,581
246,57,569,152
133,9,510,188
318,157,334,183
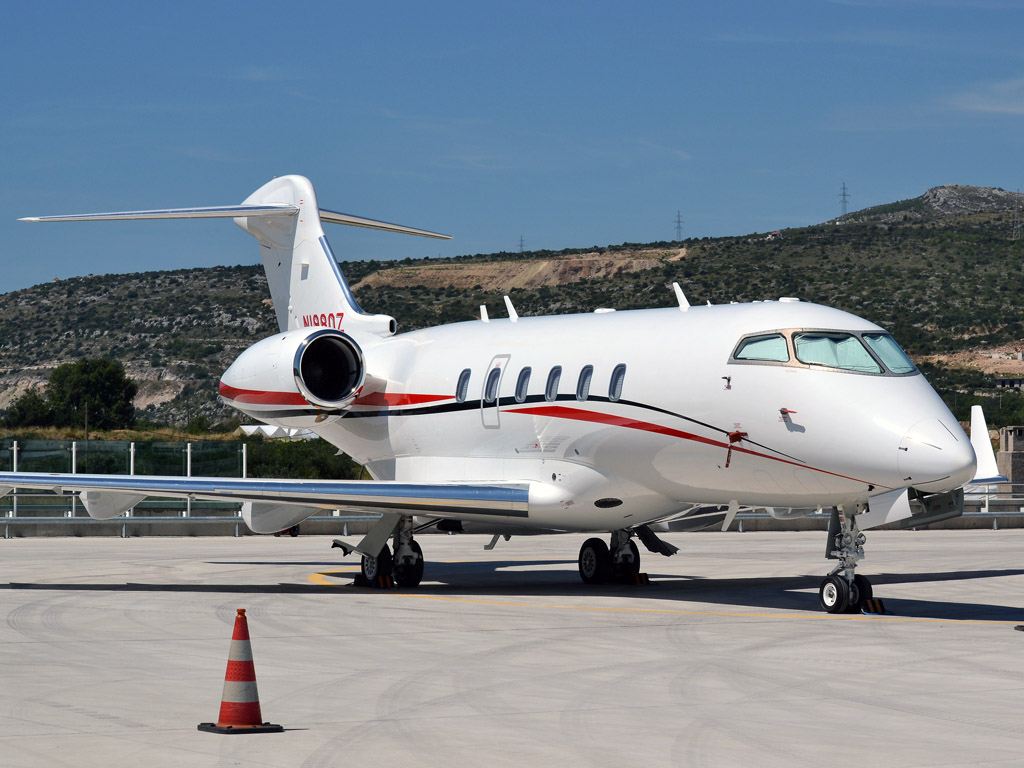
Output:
319,209,451,239
21,205,451,239
19,205,297,222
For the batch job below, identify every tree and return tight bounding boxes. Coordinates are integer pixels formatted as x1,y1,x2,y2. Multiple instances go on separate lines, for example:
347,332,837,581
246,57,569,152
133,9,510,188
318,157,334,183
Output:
2,388,52,428
46,358,137,430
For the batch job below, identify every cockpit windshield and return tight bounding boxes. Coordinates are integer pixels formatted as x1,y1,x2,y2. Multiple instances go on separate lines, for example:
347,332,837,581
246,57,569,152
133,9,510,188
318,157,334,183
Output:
793,332,881,373
862,333,917,374
731,328,917,376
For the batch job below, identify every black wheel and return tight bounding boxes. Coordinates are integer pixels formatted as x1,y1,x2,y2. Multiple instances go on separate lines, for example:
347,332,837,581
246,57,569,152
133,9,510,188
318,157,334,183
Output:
846,580,861,613
850,574,872,612
613,540,642,581
394,540,425,588
819,575,850,614
361,544,393,585
579,538,612,584
288,525,300,537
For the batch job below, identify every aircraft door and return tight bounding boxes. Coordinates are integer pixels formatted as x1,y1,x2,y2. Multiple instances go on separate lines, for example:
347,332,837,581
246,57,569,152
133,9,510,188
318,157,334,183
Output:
481,354,510,429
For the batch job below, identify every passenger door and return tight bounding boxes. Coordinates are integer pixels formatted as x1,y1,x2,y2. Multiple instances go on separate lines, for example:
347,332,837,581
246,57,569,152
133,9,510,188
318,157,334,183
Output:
481,355,510,429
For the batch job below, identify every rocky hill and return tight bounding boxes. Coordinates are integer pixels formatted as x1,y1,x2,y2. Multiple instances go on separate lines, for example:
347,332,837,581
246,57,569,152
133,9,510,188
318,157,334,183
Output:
2,185,1023,427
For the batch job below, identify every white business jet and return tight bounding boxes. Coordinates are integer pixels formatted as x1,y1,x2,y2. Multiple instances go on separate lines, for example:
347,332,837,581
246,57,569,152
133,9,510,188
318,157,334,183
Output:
4,175,985,613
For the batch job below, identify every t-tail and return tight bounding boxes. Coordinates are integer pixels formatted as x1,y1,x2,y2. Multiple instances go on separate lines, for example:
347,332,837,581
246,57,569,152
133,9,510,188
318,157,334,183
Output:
20,174,451,343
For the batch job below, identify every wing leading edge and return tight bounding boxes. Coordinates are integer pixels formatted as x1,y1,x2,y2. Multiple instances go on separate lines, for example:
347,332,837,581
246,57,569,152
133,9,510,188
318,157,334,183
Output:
0,472,529,532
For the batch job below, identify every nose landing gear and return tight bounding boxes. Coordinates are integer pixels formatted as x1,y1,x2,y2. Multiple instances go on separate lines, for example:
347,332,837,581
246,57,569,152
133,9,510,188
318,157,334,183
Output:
819,507,872,613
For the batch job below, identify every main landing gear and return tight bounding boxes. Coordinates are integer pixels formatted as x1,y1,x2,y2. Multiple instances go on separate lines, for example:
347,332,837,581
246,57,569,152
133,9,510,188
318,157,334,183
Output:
819,507,873,614
578,530,642,584
336,515,426,588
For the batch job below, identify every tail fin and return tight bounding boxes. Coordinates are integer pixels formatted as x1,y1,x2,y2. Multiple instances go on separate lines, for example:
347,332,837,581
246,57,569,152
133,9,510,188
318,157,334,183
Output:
21,174,451,343
969,405,1006,483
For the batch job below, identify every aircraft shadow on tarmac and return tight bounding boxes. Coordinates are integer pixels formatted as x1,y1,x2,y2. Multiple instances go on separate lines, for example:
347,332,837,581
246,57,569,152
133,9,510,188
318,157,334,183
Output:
5,558,1024,622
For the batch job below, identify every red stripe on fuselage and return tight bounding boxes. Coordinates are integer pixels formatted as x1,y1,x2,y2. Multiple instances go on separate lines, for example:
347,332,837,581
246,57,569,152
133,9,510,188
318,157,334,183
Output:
509,404,886,488
352,392,450,407
218,383,308,406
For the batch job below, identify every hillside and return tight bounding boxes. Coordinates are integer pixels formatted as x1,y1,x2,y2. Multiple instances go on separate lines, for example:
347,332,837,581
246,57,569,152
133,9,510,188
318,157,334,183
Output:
2,184,1023,427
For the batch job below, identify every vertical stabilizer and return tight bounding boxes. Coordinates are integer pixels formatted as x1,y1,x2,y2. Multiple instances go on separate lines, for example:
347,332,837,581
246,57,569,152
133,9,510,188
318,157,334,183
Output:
234,175,395,341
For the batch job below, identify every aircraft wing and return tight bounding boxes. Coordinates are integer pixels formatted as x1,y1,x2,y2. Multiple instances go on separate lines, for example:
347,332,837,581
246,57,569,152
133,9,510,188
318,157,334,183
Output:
0,472,529,533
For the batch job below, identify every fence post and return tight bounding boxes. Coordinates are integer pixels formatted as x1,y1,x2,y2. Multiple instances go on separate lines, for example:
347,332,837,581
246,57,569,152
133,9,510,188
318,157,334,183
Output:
184,442,192,518
128,442,136,518
11,440,17,519
69,441,77,518
241,443,247,479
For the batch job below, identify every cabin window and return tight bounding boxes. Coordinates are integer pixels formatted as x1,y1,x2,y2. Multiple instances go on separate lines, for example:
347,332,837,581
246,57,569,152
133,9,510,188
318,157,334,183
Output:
484,367,502,403
515,367,531,402
609,364,626,401
862,333,916,374
793,332,881,374
734,334,789,362
576,365,594,401
455,369,471,403
545,366,562,402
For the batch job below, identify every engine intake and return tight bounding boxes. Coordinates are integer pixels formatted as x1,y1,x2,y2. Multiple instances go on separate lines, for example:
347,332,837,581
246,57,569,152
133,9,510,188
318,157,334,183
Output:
293,329,364,408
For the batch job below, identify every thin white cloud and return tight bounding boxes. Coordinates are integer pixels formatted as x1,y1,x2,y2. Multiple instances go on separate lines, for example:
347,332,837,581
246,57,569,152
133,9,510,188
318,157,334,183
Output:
948,76,1024,114
637,139,693,162
234,66,300,82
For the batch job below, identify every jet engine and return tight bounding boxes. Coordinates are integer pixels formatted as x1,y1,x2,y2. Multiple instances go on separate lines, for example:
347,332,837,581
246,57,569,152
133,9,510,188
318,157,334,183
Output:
219,328,365,427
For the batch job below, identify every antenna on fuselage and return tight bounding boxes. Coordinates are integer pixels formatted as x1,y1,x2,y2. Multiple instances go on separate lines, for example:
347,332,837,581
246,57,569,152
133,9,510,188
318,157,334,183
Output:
671,282,690,311
480,305,490,323
503,295,519,323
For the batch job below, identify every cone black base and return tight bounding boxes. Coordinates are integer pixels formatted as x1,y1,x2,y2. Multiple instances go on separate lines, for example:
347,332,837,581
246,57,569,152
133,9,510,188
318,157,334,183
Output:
198,721,283,734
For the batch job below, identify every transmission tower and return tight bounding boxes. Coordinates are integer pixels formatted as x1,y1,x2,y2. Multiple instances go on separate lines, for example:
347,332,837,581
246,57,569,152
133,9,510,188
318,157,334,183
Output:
1013,190,1023,241
518,235,526,254
674,210,684,241
839,182,850,218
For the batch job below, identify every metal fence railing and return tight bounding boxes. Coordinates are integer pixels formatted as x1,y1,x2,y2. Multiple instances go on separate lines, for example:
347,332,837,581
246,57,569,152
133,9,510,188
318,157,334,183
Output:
0,438,377,538
3,438,1024,537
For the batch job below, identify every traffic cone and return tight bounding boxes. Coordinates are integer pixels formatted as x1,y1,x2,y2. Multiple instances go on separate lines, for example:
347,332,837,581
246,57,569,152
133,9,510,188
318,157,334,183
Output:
198,609,283,734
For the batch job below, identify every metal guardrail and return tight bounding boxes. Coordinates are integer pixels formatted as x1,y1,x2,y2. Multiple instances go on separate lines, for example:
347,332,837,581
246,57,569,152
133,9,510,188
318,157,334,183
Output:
4,437,1024,537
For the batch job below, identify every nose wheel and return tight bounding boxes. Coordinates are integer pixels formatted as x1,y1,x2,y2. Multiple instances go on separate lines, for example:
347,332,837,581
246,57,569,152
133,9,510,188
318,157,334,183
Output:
820,508,873,613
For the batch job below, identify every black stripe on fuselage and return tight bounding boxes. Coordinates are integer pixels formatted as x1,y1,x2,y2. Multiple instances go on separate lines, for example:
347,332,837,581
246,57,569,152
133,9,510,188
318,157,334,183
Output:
336,394,804,463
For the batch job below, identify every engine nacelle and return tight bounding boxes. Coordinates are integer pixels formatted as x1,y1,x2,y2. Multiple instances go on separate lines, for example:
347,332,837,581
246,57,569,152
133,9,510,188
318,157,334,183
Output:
219,328,365,427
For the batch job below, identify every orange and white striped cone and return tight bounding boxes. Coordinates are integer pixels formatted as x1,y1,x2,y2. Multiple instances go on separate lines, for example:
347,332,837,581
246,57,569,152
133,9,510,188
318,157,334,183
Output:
198,608,283,734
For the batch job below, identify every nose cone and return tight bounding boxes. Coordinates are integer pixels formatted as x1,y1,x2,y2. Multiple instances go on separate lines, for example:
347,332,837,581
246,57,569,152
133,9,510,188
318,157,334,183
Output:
898,419,977,492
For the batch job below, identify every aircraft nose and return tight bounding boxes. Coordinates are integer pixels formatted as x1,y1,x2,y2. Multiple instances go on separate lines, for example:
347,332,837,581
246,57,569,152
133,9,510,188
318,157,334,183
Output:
897,419,976,492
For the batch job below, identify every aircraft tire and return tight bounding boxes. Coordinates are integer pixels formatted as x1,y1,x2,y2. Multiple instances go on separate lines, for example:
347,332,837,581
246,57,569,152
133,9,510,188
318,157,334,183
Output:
819,574,850,614
613,540,642,581
849,574,872,612
394,540,425,588
362,544,393,585
579,538,612,584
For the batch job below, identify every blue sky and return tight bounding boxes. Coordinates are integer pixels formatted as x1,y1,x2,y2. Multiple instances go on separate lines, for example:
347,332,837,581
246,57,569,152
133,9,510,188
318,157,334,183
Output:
2,0,1023,292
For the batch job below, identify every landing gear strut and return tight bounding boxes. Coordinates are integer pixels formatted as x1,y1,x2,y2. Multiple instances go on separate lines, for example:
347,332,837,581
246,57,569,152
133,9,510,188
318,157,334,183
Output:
578,530,642,584
819,507,872,614
393,517,425,588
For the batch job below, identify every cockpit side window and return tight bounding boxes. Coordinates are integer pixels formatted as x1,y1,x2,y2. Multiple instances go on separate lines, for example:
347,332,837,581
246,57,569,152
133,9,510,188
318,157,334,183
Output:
862,333,916,374
793,332,882,374
734,334,790,362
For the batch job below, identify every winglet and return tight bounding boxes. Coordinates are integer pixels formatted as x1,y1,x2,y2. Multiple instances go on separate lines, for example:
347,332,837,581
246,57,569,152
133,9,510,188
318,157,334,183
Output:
970,405,1006,483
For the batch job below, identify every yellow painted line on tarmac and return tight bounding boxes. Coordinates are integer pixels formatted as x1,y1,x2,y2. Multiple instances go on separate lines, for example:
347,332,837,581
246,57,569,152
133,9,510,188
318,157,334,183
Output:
306,568,1020,624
